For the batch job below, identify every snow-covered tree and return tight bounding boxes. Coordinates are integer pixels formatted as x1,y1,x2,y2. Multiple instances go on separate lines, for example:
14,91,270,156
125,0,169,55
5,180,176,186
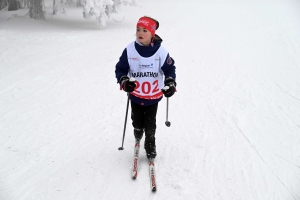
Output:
53,0,77,15
82,0,137,27
8,0,19,10
29,0,44,19
19,0,29,8
0,0,8,10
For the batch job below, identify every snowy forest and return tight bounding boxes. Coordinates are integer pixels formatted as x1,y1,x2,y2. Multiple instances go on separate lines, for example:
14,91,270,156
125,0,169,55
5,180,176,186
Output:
0,0,136,26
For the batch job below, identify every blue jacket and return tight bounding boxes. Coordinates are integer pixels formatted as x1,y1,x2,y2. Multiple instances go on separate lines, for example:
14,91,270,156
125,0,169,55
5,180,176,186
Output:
115,35,176,106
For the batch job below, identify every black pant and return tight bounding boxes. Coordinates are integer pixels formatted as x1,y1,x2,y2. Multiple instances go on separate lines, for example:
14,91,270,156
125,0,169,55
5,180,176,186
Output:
131,101,158,140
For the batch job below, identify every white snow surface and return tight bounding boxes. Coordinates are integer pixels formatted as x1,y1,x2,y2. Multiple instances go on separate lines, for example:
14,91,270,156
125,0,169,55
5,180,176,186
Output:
1,0,300,199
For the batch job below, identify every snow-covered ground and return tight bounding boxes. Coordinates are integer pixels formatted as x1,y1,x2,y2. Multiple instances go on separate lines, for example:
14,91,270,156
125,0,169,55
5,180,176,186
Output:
1,0,300,199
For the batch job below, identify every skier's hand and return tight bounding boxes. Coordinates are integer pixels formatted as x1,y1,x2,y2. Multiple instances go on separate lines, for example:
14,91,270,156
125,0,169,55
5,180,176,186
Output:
120,76,136,92
162,77,176,98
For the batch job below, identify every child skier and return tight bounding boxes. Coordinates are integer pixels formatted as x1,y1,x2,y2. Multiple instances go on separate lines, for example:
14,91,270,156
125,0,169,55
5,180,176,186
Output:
115,16,176,161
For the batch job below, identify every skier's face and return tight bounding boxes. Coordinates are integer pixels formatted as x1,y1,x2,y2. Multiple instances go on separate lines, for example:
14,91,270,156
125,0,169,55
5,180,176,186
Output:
136,27,152,46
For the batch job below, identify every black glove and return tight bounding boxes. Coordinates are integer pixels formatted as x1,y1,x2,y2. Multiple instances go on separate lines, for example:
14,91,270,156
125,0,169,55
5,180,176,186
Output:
120,76,136,92
162,77,176,97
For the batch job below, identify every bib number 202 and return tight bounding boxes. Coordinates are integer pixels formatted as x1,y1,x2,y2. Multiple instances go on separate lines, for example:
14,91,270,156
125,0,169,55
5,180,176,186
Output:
135,80,159,94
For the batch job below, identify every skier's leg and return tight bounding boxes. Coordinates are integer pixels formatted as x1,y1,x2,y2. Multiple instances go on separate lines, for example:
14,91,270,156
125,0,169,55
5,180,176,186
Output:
131,101,145,141
144,103,158,159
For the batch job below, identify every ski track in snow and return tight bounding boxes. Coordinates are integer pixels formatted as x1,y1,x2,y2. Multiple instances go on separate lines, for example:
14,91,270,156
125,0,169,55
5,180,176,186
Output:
1,0,300,199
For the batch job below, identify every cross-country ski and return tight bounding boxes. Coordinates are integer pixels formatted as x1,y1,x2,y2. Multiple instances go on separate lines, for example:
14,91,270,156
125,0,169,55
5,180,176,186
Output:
131,140,140,179
149,160,157,192
131,140,158,192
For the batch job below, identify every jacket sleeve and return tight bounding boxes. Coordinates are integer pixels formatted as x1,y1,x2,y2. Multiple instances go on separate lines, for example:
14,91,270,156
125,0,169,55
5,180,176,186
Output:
161,53,176,80
115,48,130,83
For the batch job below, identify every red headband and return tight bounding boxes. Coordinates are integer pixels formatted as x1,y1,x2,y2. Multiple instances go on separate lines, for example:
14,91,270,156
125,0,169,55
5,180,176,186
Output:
137,17,157,36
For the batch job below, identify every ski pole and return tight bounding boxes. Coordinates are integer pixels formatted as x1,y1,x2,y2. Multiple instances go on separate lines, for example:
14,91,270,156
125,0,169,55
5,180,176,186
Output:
118,93,130,150
165,97,171,127
118,78,135,150
162,85,171,127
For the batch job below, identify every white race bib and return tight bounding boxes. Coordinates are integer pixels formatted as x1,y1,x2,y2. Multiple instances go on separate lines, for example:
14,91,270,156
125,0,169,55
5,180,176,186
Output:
127,42,168,100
